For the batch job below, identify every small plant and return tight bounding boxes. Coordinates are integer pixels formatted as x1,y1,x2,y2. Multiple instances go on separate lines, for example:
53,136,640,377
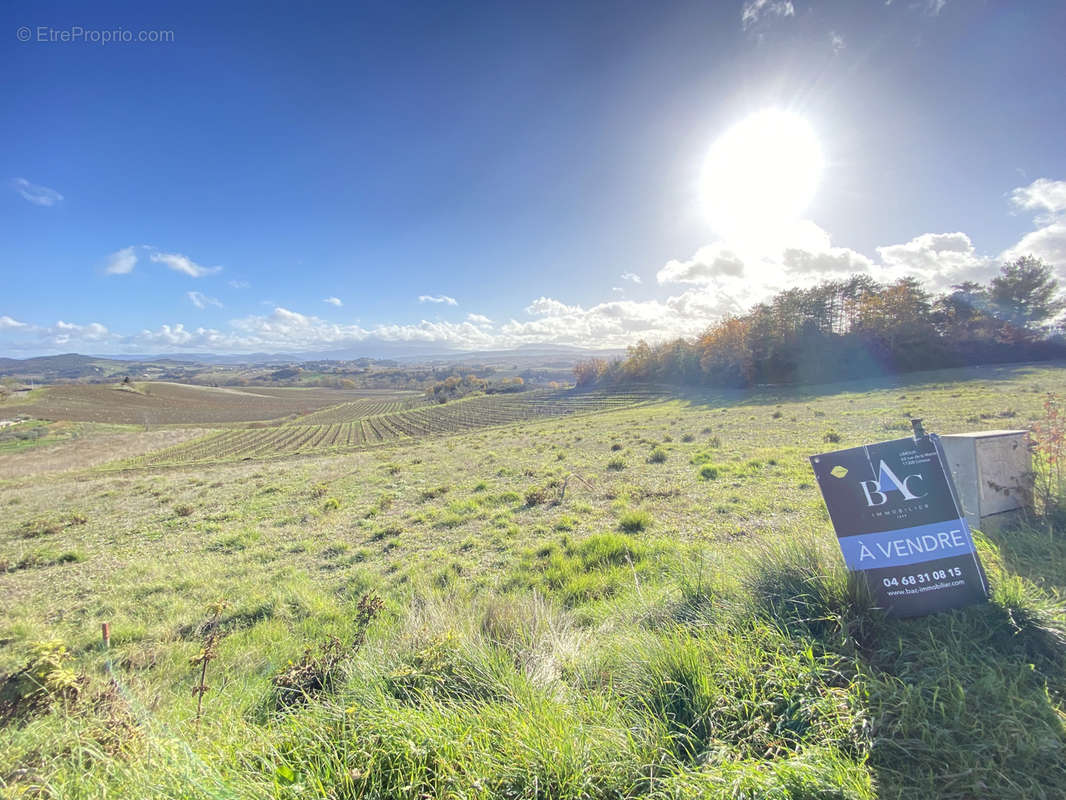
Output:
272,594,383,708
708,436,721,448
323,497,341,511
69,513,88,526
771,410,782,419
610,442,623,451
190,599,228,726
647,447,668,464
310,483,328,498
420,486,449,502
681,433,695,443
0,640,83,723
698,464,720,481
823,429,842,444
525,486,549,507
619,510,653,533
1030,393,1066,533
607,457,626,471
175,504,194,517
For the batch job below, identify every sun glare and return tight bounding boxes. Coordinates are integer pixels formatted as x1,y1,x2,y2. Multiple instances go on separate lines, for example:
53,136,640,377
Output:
700,109,823,248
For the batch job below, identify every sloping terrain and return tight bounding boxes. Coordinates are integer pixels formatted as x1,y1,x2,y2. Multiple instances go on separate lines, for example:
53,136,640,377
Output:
1,382,384,424
1,363,1064,799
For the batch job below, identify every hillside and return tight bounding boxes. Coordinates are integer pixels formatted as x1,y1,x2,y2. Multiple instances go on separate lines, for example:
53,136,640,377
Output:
1,363,1065,798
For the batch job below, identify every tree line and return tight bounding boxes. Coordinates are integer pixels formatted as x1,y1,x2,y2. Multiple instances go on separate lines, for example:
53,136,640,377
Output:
575,256,1066,388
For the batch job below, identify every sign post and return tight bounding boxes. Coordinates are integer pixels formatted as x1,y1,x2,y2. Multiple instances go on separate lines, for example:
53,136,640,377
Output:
809,425,988,617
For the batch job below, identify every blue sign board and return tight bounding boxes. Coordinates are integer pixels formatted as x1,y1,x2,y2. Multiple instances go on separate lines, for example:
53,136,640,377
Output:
810,433,988,617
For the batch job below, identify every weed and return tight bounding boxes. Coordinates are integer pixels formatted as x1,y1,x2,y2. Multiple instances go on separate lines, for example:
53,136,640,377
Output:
272,593,383,708
0,640,83,723
698,464,720,480
619,510,653,533
648,447,668,464
525,486,549,507
190,599,228,725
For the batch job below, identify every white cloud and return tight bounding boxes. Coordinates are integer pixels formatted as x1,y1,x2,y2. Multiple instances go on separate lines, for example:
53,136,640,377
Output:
741,0,794,29
0,315,29,329
1000,178,1066,272
323,296,343,307
150,251,222,278
620,272,642,284
830,31,845,54
187,291,223,310
1002,220,1066,271
502,298,706,349
11,178,63,207
228,280,250,289
782,246,873,275
105,246,138,275
1010,179,1066,220
876,232,991,288
418,294,458,306
657,243,745,285
466,313,493,326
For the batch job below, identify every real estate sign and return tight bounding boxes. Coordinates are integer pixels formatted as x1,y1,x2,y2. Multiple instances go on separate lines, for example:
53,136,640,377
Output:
809,433,988,617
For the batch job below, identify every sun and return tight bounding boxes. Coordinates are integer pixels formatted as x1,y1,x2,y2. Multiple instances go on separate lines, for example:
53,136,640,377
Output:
700,109,823,248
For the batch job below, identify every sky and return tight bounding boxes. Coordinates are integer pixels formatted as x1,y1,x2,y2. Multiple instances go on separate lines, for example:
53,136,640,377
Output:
2,0,1066,357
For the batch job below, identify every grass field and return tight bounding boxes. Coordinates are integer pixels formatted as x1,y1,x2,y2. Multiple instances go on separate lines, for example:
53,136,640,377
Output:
0,382,387,425
134,387,667,466
2,363,1066,799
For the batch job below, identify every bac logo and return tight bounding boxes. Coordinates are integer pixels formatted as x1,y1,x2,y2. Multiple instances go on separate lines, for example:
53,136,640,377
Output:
860,460,926,507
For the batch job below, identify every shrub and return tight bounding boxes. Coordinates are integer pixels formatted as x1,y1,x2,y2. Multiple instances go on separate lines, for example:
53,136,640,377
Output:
823,429,842,443
272,594,383,708
610,442,623,451
525,486,549,507
647,448,668,464
698,464,720,481
310,483,328,498
323,497,341,511
607,457,626,471
681,433,695,443
619,510,652,533
175,504,194,517
0,640,83,722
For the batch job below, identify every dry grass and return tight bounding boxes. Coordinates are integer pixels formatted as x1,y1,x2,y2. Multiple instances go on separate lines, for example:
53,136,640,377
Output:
0,427,204,479
1,381,375,424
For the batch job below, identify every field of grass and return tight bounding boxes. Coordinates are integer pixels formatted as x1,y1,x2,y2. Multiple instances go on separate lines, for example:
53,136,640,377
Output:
0,382,380,425
134,387,666,466
2,363,1066,799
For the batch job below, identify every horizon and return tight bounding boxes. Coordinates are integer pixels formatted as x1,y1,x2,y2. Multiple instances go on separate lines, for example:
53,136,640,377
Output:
3,1,1066,357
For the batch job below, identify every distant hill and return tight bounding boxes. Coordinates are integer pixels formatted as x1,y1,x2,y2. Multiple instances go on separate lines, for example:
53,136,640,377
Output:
0,345,626,379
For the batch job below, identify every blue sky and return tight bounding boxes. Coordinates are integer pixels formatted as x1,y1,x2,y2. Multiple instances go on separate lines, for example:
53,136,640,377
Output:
3,0,1066,356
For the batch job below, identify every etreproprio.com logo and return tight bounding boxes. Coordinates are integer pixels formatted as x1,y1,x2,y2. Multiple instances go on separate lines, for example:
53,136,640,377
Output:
16,26,175,44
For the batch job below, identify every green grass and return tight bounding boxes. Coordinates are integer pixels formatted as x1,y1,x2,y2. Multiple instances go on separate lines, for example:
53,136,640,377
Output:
2,362,1066,798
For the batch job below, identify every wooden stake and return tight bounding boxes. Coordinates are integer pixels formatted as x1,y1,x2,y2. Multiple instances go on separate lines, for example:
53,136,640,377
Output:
101,622,110,649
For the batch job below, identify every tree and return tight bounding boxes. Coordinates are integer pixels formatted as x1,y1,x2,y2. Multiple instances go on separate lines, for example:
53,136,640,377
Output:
989,256,1064,338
